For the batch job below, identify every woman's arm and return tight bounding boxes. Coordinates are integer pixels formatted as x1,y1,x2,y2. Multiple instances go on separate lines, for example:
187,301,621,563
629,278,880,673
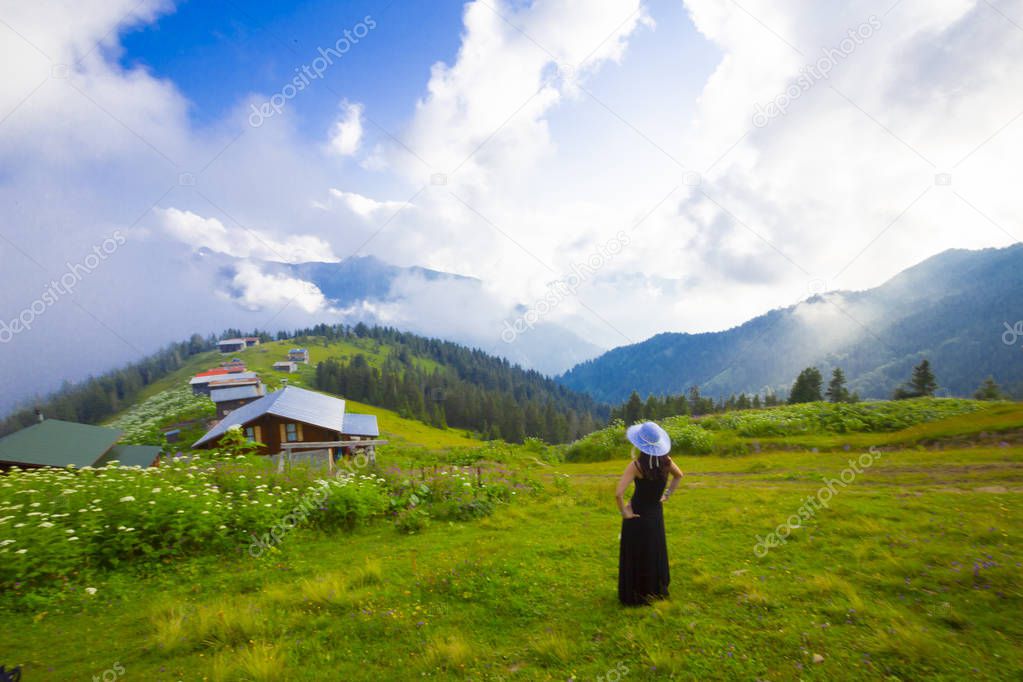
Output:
661,457,684,503
615,462,640,518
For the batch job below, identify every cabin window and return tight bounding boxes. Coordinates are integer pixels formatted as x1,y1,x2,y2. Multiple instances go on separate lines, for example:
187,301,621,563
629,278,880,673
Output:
285,423,299,442
244,426,256,441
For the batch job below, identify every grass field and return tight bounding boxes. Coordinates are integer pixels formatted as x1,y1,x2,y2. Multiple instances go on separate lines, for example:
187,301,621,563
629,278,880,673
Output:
2,403,1021,680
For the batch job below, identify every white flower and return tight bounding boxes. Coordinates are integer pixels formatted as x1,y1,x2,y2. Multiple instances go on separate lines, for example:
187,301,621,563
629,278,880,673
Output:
68,536,79,541
119,496,136,503
38,522,54,528
15,549,27,554
151,487,162,493
85,587,97,595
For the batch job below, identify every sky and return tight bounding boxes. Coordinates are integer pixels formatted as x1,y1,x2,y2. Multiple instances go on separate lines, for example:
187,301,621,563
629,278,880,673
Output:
0,0,1021,414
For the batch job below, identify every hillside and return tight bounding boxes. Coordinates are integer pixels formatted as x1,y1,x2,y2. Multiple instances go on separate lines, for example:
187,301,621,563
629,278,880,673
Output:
560,244,1023,402
67,327,605,448
3,400,1021,679
0,325,606,444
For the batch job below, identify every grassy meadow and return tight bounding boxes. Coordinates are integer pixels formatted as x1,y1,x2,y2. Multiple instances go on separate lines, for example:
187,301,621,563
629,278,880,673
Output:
2,400,1022,680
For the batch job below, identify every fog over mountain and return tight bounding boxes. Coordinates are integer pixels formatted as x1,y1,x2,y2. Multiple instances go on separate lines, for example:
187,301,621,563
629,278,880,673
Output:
559,244,1023,402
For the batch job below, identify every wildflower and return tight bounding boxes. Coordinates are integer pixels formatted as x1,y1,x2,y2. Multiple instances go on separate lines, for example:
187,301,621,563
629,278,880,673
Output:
119,495,136,503
15,549,27,554
68,536,79,541
85,587,97,595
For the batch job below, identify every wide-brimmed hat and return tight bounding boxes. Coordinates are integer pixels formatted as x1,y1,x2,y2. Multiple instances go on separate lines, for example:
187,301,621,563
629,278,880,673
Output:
626,421,671,456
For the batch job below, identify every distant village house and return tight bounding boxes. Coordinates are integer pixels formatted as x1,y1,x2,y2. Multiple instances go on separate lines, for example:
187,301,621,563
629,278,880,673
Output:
190,370,259,396
288,348,310,364
273,361,298,373
0,418,161,470
210,382,266,419
217,338,247,353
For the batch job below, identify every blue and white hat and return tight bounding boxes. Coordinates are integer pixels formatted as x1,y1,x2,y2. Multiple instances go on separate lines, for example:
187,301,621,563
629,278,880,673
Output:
626,421,671,457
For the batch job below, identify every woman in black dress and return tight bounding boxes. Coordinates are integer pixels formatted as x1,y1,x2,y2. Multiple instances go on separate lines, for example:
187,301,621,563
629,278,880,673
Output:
616,421,683,605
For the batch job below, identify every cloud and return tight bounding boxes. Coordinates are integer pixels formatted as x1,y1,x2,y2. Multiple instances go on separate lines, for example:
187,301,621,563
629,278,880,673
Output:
226,262,331,315
157,207,340,263
327,100,363,156
2,0,1023,412
324,188,409,219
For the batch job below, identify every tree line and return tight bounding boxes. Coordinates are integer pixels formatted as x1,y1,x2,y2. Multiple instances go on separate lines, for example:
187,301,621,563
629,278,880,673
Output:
0,334,217,437
314,353,604,444
610,358,1011,424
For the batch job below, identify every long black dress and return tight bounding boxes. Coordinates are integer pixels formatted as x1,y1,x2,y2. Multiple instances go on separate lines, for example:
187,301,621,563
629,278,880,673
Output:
618,461,670,605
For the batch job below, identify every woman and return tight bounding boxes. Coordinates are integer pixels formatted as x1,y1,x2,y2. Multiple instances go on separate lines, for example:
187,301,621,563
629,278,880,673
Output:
616,421,683,605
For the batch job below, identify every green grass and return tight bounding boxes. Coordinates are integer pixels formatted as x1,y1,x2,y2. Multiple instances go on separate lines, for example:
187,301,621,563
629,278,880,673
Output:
3,428,1020,679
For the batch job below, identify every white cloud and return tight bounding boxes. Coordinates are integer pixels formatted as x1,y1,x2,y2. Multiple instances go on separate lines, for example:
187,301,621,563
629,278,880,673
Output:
325,188,409,219
327,100,363,156
157,207,340,263
227,262,331,314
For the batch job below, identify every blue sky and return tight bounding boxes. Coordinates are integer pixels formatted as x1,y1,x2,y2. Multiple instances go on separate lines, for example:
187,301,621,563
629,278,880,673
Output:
119,1,466,131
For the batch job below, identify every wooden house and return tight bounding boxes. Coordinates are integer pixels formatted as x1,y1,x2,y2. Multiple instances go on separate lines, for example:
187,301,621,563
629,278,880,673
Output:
190,371,258,396
288,348,310,364
273,361,298,373
192,386,379,458
217,338,247,354
210,382,266,419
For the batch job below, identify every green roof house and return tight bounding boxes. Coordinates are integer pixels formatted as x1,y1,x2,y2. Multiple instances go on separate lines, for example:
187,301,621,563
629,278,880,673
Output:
0,419,161,469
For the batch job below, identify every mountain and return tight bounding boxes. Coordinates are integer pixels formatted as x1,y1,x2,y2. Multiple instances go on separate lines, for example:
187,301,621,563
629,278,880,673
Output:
559,244,1023,402
206,251,603,376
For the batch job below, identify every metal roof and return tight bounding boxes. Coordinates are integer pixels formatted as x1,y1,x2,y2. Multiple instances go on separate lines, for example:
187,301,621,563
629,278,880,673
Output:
97,444,161,468
0,419,121,468
273,361,296,367
193,386,346,447
341,413,379,437
190,371,257,385
218,338,247,345
210,384,265,402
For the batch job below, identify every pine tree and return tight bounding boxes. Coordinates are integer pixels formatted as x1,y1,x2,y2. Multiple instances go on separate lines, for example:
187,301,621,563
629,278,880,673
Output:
911,359,938,397
974,376,1005,401
623,391,643,424
894,359,938,399
826,368,850,403
788,367,824,404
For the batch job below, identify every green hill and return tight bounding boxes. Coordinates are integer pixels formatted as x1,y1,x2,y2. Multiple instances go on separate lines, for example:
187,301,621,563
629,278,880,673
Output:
2,400,1021,679
1,325,607,444
561,244,1023,402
